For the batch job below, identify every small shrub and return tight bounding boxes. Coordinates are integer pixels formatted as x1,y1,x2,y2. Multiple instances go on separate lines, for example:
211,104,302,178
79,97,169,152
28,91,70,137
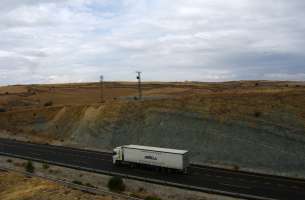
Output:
233,165,240,171
7,159,12,163
14,162,24,167
42,163,49,169
254,111,262,118
25,161,35,173
64,190,70,195
44,101,53,107
85,183,95,188
107,176,125,192
145,196,162,200
72,180,83,185
130,193,141,198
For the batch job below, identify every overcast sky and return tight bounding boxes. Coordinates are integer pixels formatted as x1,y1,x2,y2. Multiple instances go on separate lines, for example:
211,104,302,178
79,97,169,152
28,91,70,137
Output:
0,0,305,85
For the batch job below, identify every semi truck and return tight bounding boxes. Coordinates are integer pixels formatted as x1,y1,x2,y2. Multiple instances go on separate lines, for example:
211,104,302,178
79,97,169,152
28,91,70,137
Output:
112,145,189,173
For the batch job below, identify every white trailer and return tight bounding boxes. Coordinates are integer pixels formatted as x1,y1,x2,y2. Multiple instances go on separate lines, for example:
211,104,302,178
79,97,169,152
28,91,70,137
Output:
112,145,189,173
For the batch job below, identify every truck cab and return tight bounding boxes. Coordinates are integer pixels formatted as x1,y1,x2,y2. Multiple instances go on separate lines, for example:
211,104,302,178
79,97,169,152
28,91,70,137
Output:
112,146,123,164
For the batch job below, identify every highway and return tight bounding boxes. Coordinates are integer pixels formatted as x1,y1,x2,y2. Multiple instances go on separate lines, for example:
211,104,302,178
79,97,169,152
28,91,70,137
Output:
0,138,305,200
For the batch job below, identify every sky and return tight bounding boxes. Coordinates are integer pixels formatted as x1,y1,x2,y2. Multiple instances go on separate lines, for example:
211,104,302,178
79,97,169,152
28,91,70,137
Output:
0,0,305,85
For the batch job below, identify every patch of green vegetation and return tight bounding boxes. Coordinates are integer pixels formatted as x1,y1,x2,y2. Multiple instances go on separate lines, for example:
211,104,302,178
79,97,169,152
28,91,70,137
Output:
107,176,125,192
42,163,49,170
72,180,83,185
145,196,162,200
25,161,35,173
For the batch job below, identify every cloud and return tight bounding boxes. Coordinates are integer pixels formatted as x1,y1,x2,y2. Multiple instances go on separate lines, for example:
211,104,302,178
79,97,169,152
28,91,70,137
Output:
0,0,304,85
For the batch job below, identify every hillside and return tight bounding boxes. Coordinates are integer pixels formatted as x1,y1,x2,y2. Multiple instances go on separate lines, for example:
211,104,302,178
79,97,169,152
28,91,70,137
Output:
0,81,305,178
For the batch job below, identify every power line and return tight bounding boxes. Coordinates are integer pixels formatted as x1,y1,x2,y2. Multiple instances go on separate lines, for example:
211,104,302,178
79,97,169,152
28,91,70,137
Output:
136,71,142,100
100,75,104,102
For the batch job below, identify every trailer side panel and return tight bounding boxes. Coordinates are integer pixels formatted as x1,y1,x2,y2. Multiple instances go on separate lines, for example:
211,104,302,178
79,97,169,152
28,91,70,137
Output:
123,147,185,170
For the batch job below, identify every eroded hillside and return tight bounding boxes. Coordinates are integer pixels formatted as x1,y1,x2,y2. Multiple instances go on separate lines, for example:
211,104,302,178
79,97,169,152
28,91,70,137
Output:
0,81,305,177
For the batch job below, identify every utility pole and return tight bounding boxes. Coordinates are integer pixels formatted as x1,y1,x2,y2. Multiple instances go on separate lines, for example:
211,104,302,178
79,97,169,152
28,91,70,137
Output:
136,71,142,100
100,75,104,102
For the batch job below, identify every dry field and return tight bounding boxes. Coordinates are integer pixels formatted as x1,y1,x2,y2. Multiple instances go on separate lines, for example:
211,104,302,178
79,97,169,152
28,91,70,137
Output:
0,171,112,200
0,81,304,109
1,81,305,137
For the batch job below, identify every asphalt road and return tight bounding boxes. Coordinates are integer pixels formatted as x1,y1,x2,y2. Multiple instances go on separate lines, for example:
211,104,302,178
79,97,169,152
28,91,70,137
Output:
0,138,305,200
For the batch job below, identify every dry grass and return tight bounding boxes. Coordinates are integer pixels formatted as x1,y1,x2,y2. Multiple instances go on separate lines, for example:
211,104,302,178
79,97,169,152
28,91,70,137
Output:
0,81,304,109
0,86,28,94
0,172,112,200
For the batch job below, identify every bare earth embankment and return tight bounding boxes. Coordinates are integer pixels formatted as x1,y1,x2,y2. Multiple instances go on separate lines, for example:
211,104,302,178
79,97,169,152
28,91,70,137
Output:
0,81,305,178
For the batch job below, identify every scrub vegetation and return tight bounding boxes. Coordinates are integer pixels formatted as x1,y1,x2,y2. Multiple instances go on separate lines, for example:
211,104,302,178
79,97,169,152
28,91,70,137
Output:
145,196,162,200
0,172,111,200
107,176,125,192
25,161,35,173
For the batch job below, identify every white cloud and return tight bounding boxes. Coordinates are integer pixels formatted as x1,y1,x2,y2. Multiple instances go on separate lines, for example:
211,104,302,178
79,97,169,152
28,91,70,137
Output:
263,73,305,81
0,0,304,85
